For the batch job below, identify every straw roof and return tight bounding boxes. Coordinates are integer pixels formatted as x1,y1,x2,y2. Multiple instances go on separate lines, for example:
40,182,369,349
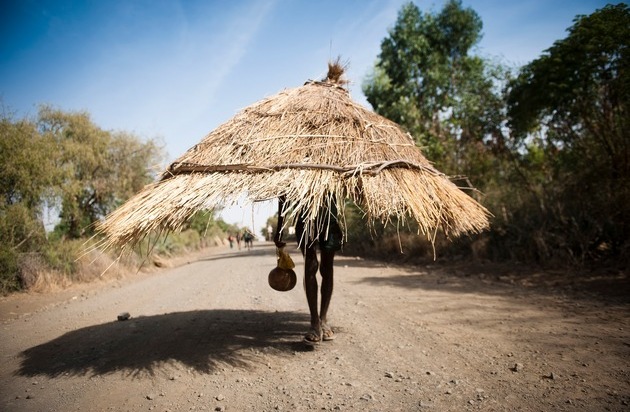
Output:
97,62,490,251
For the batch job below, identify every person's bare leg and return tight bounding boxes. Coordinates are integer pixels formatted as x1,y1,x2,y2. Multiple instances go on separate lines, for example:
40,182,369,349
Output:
319,249,335,340
302,242,321,343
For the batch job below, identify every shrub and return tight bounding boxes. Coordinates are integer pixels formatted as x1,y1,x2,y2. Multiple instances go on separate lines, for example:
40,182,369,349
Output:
0,248,20,294
42,238,82,277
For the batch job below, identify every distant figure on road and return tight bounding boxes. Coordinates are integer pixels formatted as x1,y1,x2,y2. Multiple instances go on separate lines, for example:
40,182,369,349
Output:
274,195,342,344
243,229,254,251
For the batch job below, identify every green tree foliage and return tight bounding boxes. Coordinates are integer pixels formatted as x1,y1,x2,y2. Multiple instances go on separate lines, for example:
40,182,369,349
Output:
1,111,58,209
361,2,628,266
0,110,56,291
184,209,234,240
186,210,218,237
0,203,48,292
263,213,279,242
361,0,508,260
363,0,507,173
0,106,165,293
37,106,164,238
505,4,629,262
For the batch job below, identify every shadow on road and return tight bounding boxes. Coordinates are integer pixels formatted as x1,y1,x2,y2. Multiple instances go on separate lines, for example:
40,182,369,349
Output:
17,309,310,378
186,244,628,305
334,254,630,305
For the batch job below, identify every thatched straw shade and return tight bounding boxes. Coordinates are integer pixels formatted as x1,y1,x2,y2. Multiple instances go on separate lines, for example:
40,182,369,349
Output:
98,63,490,250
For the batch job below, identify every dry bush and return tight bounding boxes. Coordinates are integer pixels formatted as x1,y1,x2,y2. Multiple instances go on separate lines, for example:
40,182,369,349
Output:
3,227,225,295
75,249,127,282
17,253,48,289
17,253,72,293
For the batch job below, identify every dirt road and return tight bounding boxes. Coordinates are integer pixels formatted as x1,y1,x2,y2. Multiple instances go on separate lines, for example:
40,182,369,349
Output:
1,243,628,411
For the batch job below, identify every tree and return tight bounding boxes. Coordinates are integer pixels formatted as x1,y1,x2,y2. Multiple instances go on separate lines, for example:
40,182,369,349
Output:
506,4,629,261
263,214,279,242
37,106,164,238
508,4,628,176
1,105,166,292
0,109,60,292
0,111,58,210
359,0,510,261
363,0,507,174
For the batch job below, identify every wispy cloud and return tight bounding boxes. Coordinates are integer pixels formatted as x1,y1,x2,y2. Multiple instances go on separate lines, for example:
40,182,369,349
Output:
184,0,279,111
156,0,280,156
66,0,279,159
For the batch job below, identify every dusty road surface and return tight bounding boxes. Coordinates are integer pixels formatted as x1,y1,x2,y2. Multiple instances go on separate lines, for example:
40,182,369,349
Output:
1,242,628,411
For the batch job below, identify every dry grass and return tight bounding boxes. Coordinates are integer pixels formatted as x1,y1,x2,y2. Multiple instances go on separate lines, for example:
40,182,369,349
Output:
97,63,490,251
15,249,124,293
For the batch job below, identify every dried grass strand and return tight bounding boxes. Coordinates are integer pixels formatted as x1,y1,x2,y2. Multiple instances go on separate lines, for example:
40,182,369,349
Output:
97,64,491,252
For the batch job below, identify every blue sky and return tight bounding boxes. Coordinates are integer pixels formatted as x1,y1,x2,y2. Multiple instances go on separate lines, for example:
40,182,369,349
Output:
0,0,612,229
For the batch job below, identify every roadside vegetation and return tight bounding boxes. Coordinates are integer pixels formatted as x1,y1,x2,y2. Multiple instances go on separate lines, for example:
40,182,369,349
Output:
267,2,628,272
347,1,628,269
2,1,627,294
0,107,237,295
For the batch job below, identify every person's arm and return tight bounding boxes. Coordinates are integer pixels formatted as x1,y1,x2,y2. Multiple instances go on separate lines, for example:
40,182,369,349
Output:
274,196,286,247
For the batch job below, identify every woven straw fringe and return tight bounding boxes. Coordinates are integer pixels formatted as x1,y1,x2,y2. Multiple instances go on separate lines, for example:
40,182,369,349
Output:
96,66,490,252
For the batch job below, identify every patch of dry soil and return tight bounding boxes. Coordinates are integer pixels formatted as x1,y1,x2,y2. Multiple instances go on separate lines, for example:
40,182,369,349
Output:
1,243,628,411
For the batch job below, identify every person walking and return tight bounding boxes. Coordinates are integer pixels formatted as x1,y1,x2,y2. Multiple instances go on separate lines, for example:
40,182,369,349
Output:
274,195,342,344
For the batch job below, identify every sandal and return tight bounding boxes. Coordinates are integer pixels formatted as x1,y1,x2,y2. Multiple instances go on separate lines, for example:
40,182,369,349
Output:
303,328,322,345
322,323,335,341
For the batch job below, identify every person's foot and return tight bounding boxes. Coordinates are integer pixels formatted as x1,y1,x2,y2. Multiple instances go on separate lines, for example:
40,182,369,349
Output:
303,327,322,345
321,322,335,341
